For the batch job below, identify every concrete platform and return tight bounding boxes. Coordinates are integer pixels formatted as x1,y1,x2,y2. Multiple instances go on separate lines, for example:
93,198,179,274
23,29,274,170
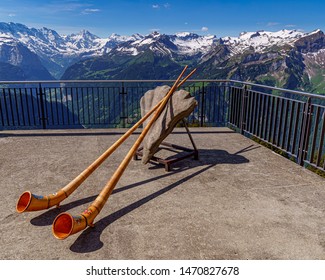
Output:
0,127,324,260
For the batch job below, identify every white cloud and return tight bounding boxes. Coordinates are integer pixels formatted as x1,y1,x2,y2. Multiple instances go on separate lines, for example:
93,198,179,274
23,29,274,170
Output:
267,22,280,27
285,24,296,28
82,8,100,15
46,2,91,13
8,13,16,17
152,3,170,9
201,26,208,32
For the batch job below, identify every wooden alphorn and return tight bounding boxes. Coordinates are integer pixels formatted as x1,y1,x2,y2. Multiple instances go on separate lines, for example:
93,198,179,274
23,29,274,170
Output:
52,66,196,239
16,68,196,214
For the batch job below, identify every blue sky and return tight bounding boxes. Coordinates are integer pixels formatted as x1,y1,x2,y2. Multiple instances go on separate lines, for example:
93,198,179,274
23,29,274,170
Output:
1,0,325,37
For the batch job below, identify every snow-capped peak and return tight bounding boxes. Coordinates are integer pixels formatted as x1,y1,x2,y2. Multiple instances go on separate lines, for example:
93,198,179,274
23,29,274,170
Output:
307,29,322,36
222,29,305,54
150,31,161,38
108,33,137,42
176,32,194,37
171,32,217,55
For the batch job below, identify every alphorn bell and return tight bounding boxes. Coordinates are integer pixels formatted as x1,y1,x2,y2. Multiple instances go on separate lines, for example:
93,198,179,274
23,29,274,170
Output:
16,67,196,214
52,66,196,239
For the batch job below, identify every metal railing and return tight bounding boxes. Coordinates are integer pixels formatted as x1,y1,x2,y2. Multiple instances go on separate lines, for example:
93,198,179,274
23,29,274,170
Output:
0,80,229,129
227,81,325,173
0,79,325,173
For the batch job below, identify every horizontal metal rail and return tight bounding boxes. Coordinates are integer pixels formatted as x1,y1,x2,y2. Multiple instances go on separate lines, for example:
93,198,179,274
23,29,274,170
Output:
2,79,325,99
228,80,325,101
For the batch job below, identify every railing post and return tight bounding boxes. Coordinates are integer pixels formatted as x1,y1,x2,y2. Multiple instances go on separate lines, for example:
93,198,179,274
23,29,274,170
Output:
120,82,127,128
225,81,231,126
239,85,248,134
298,97,312,166
200,82,205,127
38,83,47,129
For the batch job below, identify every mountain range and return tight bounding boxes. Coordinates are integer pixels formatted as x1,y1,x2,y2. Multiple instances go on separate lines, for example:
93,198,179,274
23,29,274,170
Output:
1,22,325,93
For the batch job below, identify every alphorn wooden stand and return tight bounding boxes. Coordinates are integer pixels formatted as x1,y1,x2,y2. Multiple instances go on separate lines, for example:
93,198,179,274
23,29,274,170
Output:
134,119,198,171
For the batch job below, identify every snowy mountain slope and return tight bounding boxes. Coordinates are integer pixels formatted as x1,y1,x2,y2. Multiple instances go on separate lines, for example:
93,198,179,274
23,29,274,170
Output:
1,21,325,91
0,22,139,78
221,29,305,54
0,22,320,62
62,28,325,93
0,36,54,80
114,31,218,57
106,28,321,67
171,32,218,55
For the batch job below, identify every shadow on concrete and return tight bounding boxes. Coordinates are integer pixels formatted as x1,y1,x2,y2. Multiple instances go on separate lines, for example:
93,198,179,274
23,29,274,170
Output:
64,145,256,253
0,131,128,138
30,171,184,227
30,195,98,226
30,145,258,228
0,129,236,138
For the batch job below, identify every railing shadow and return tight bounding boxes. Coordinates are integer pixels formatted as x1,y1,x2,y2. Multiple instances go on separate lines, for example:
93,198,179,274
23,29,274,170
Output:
30,171,184,226
70,164,214,253
30,145,257,228
64,145,256,253
0,128,236,138
0,131,132,138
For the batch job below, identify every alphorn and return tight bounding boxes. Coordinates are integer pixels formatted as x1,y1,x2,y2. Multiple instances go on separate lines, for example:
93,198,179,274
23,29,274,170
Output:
52,66,195,239
16,68,196,214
